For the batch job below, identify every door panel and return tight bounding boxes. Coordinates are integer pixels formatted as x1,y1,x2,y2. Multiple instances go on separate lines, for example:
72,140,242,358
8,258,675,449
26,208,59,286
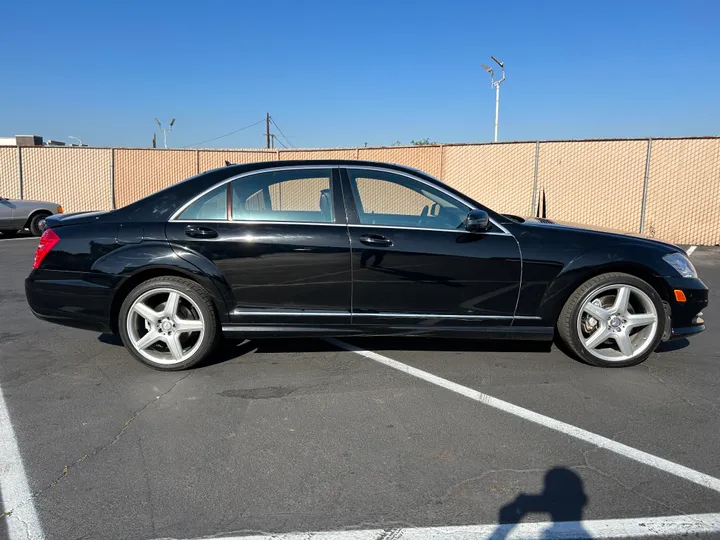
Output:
0,199,18,230
166,167,351,325
341,167,521,326
349,225,521,325
166,222,352,324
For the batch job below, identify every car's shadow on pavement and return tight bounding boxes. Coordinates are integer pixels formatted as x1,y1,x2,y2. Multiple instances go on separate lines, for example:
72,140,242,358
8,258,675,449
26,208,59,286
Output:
98,333,689,369
98,332,555,368
0,231,33,241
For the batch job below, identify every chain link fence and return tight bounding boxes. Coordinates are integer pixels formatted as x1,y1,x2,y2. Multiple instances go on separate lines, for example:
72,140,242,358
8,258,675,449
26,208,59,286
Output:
1,137,718,245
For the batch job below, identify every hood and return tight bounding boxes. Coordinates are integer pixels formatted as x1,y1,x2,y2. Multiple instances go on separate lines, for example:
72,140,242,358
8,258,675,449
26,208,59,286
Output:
515,215,682,251
45,210,110,228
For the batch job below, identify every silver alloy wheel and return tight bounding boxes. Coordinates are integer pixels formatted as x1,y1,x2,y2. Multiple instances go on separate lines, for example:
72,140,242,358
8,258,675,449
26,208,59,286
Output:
576,284,658,362
126,287,205,365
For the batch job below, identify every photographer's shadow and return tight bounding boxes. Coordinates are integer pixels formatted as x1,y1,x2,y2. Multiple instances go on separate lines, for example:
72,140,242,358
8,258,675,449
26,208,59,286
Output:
489,467,590,539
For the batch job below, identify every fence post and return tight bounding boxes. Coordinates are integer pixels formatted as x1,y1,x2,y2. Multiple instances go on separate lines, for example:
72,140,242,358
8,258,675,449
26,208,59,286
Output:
355,147,360,160
17,146,23,199
196,149,200,174
639,138,652,234
110,148,116,210
439,144,445,179
531,141,540,215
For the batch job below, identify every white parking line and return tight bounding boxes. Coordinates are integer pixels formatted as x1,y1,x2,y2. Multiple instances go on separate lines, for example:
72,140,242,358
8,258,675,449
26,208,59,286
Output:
687,245,697,256
0,236,36,242
169,512,720,539
326,338,720,494
0,383,44,539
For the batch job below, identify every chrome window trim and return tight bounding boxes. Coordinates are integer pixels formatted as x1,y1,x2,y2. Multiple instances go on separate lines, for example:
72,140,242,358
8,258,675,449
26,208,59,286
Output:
346,165,512,236
172,219,346,227
225,310,541,321
169,165,339,222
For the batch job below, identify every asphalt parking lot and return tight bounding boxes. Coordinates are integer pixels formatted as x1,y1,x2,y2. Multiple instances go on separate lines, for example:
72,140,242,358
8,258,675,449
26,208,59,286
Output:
1,234,719,540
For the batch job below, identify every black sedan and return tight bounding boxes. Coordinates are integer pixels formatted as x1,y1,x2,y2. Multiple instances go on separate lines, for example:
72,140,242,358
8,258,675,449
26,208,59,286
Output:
25,160,707,370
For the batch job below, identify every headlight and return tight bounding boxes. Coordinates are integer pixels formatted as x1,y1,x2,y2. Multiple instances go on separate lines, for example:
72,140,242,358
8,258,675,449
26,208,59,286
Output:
663,252,697,278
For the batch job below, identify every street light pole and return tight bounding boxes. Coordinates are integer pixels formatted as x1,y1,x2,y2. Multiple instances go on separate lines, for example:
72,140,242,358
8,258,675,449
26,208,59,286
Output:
154,117,176,149
482,56,506,142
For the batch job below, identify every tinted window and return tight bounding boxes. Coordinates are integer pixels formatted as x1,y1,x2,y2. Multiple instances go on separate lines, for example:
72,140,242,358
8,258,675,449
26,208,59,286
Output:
231,169,334,223
177,184,227,220
347,169,470,230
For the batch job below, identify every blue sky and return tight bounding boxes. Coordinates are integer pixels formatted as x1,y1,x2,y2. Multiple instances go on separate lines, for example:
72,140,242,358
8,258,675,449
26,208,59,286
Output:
1,0,718,148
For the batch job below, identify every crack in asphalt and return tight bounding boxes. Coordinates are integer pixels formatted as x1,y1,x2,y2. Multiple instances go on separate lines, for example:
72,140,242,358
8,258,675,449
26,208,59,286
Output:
645,364,719,416
579,449,687,516
2,371,193,523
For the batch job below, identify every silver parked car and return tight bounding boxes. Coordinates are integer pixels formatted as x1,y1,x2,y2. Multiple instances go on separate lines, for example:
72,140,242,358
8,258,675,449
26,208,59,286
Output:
0,196,63,236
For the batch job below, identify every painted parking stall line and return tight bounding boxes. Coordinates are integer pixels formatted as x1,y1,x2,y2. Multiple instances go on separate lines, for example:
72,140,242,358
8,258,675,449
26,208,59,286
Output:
326,338,720,494
0,383,44,539
687,245,697,256
168,512,720,539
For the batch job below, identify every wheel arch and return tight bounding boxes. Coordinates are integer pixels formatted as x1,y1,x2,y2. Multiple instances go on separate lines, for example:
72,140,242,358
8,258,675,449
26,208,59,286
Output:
23,208,52,229
109,265,229,334
538,260,670,325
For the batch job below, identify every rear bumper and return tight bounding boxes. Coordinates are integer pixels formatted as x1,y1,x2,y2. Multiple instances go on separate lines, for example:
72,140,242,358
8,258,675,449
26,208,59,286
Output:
25,270,115,333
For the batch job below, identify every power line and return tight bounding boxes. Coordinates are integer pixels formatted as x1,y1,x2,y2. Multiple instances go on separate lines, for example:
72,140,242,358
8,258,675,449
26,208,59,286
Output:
273,135,288,149
183,119,265,148
269,116,295,148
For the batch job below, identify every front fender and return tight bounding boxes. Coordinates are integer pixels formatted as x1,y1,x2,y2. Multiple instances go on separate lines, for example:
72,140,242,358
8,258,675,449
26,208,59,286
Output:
536,244,672,323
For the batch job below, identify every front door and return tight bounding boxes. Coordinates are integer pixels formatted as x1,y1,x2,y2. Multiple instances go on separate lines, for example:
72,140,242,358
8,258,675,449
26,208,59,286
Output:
165,167,351,326
341,167,521,327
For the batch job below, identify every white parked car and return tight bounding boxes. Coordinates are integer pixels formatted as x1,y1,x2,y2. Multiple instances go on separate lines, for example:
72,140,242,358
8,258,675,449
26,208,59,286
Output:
0,196,63,236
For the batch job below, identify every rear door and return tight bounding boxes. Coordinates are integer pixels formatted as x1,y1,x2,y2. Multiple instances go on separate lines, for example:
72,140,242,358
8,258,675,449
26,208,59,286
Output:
0,198,19,230
165,166,351,326
341,167,521,327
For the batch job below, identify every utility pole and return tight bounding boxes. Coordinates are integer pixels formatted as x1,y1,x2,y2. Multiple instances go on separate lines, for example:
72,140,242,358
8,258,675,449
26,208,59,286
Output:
481,56,506,142
265,112,271,149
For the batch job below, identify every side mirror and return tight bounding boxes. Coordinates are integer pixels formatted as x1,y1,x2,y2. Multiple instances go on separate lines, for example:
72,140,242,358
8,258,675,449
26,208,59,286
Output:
465,209,490,232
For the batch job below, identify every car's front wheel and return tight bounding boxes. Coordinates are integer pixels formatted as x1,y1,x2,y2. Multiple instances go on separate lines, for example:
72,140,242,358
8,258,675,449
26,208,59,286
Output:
557,272,665,367
118,276,220,370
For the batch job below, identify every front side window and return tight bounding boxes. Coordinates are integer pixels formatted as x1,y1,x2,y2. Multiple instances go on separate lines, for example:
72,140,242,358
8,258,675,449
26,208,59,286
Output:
177,184,227,221
347,169,471,230
232,169,334,223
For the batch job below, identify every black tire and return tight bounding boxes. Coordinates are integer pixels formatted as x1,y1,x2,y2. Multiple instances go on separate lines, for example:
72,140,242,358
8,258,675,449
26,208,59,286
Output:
118,276,220,370
1,230,19,238
29,213,50,236
557,272,666,368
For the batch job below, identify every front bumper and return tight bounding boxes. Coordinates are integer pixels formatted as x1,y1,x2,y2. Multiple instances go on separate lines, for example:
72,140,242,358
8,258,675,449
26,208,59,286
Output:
663,276,708,340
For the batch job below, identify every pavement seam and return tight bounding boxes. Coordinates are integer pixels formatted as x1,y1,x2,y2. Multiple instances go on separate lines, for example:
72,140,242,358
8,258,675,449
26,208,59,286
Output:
3,371,193,517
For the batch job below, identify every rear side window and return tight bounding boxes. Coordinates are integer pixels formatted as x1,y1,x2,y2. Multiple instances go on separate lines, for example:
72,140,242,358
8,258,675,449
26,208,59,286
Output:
231,169,334,223
176,184,227,221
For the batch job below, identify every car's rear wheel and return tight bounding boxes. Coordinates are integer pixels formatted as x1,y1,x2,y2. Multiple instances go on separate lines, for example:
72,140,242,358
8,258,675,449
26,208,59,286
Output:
28,212,50,236
557,272,665,367
118,276,220,370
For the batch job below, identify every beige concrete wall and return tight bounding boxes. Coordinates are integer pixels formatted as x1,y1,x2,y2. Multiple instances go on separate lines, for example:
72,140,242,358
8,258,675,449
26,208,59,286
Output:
0,147,19,199
199,149,276,173
443,142,537,216
115,149,198,208
643,138,720,245
6,138,719,245
22,147,112,212
535,140,648,233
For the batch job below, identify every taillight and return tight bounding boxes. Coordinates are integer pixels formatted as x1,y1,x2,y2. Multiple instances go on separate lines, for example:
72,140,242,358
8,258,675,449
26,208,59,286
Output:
33,228,60,269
